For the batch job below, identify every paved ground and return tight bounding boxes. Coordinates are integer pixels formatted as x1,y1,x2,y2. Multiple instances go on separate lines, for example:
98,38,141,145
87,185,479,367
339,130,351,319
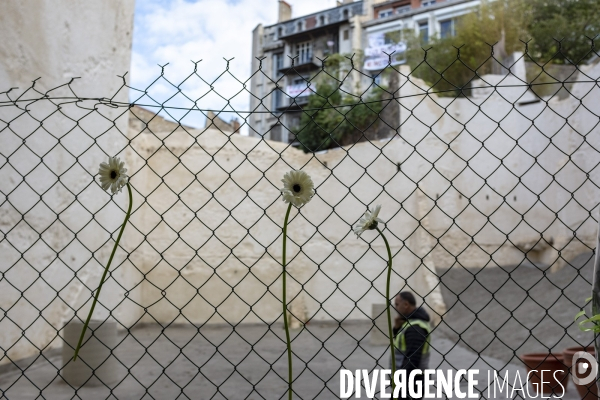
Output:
0,321,583,400
435,251,597,363
0,252,595,399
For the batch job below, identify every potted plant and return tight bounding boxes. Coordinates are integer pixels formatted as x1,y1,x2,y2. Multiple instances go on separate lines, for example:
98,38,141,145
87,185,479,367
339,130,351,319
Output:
521,353,569,396
563,346,598,400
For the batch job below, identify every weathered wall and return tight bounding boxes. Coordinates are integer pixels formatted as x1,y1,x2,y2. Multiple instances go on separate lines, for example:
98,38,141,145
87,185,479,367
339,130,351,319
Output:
0,0,136,365
126,122,447,329
1,0,599,366
396,62,600,271
120,60,600,337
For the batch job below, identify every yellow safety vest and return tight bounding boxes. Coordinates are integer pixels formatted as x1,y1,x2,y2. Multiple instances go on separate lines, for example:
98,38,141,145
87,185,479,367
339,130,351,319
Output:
393,319,431,355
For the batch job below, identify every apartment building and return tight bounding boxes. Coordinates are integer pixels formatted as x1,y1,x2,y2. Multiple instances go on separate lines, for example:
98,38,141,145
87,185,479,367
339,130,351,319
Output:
249,0,365,144
249,0,482,144
363,0,482,80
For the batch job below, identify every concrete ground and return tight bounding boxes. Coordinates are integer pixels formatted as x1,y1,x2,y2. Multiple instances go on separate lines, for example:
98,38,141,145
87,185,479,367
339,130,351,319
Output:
435,251,597,363
0,321,583,400
1,252,596,399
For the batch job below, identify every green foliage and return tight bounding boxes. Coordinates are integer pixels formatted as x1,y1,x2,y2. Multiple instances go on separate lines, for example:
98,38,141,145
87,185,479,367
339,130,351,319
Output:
404,0,529,97
294,57,385,153
403,0,598,96
576,297,600,333
525,0,600,64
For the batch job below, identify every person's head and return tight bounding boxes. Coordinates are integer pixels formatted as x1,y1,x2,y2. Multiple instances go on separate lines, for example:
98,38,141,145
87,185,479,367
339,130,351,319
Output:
394,291,417,317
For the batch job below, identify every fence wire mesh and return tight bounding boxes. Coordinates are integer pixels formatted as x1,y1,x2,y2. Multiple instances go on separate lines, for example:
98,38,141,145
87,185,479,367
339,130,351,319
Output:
1,45,600,399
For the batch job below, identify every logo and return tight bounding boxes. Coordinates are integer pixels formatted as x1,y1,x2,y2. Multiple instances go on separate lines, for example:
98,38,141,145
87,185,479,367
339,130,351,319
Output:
571,351,598,386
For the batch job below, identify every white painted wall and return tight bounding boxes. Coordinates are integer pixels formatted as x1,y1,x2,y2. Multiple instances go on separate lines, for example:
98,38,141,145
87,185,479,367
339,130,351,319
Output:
1,0,598,367
0,0,136,365
396,61,600,271
127,126,447,329
127,57,600,331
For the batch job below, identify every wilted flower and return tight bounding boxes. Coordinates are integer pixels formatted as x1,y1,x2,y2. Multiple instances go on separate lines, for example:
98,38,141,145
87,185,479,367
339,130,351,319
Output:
281,170,314,208
98,156,128,194
354,204,384,237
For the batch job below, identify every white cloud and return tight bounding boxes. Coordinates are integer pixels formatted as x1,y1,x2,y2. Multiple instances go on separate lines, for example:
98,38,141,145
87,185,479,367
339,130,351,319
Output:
130,0,344,133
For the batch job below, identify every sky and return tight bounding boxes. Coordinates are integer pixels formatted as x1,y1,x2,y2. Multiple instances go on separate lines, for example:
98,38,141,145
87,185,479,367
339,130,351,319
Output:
130,0,344,133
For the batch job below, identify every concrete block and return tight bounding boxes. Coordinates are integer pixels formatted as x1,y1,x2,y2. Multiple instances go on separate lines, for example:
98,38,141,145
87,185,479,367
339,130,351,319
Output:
61,320,119,387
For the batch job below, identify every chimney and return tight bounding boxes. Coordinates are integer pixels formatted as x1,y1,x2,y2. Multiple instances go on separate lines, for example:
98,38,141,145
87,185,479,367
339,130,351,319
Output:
278,1,292,22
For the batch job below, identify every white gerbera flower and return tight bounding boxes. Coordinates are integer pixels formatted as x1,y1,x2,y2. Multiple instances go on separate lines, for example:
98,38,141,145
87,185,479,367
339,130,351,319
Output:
281,170,315,208
354,204,384,237
98,156,128,194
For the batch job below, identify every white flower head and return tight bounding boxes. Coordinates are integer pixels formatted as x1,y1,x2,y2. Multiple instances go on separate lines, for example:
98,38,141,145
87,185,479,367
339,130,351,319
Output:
98,156,128,194
354,204,384,237
281,170,315,208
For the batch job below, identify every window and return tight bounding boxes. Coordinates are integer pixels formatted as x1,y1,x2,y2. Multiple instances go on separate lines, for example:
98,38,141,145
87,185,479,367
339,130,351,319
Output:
396,6,410,14
440,19,456,38
291,117,300,129
295,41,312,64
343,29,349,40
371,74,382,86
319,15,325,25
277,27,283,38
294,77,309,97
421,0,436,6
297,21,302,32
419,22,429,43
378,9,394,18
270,124,282,142
343,9,349,19
272,88,283,110
273,53,283,77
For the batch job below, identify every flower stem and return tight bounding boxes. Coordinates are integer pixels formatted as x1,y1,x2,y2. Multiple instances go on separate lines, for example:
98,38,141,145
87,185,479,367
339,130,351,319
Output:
376,227,396,398
73,182,132,361
282,202,293,400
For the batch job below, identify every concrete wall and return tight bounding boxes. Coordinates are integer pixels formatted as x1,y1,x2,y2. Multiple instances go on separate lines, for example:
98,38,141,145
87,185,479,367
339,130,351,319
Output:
396,61,600,271
121,60,600,339
126,122,447,329
126,56,600,331
1,0,599,367
0,0,136,365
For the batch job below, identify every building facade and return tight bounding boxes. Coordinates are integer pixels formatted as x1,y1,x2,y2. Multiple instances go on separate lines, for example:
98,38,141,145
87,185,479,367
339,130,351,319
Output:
363,0,481,82
249,0,482,144
249,0,365,144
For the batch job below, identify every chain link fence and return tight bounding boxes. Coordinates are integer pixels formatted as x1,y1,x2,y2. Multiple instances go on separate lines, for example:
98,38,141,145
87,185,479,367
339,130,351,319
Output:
1,46,600,399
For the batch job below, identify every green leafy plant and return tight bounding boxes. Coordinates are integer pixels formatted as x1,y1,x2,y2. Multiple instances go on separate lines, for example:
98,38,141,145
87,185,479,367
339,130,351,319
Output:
575,296,600,333
403,0,598,98
294,56,385,152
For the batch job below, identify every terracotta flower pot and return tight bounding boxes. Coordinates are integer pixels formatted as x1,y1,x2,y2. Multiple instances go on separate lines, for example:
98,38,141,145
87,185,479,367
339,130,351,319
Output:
563,346,598,400
521,353,569,396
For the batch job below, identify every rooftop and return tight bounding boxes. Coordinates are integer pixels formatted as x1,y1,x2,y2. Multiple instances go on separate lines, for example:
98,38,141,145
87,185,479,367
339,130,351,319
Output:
264,1,364,32
363,0,476,27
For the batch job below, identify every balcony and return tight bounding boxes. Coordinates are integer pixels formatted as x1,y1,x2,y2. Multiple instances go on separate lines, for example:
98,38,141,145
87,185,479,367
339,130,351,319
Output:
276,83,315,111
275,2,364,40
278,56,320,75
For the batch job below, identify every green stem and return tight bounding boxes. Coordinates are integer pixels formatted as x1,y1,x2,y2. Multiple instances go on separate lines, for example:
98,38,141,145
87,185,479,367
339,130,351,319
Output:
377,227,396,399
282,202,293,400
73,182,132,361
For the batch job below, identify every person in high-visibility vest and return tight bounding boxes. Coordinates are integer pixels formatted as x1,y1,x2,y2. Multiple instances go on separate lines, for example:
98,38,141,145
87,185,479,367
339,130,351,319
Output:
391,292,432,399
